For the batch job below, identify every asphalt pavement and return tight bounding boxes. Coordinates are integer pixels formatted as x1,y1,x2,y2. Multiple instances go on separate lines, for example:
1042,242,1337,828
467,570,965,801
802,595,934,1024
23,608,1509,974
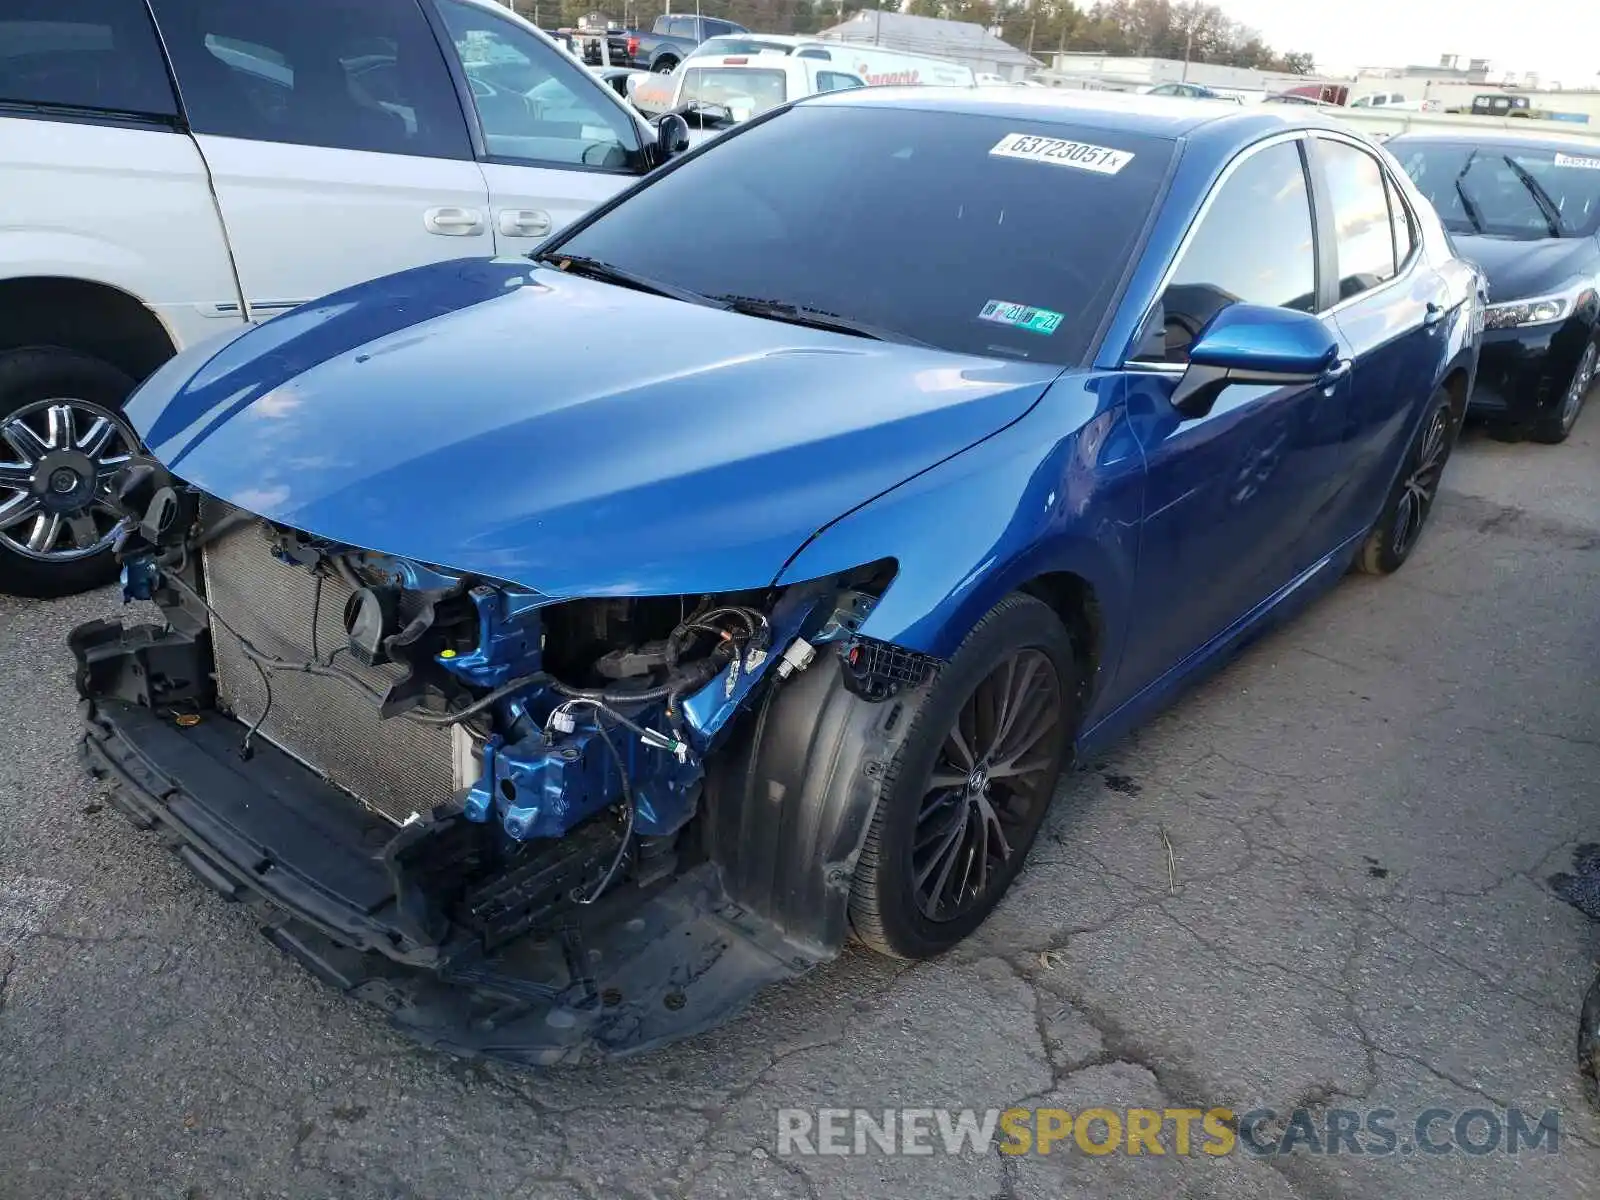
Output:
4,420,1600,1199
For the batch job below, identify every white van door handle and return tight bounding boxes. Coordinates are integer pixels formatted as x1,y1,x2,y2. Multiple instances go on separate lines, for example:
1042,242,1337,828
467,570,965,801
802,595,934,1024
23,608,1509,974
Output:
497,209,553,238
424,207,486,236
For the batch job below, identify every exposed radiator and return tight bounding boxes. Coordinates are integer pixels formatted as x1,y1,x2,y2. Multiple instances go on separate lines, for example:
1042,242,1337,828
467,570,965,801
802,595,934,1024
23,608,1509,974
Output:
201,514,458,825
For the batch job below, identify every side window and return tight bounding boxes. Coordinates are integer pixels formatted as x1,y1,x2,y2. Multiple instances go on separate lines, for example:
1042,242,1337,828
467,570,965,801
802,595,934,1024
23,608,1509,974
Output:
151,0,470,158
1137,140,1316,364
797,47,832,60
705,20,738,37
1385,175,1415,267
1319,139,1398,301
435,0,639,170
0,0,177,116
816,71,863,93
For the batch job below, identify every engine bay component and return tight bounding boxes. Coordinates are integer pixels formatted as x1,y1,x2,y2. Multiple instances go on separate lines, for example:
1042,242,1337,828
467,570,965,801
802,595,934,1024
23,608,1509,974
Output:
74,468,931,1061
839,636,942,701
344,585,399,666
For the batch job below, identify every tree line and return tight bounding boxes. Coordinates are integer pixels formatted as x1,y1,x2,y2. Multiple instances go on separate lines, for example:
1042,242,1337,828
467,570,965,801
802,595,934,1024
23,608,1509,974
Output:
503,0,1315,74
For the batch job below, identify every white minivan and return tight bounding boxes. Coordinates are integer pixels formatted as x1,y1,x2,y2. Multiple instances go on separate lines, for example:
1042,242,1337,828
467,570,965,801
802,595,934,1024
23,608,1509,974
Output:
0,0,684,597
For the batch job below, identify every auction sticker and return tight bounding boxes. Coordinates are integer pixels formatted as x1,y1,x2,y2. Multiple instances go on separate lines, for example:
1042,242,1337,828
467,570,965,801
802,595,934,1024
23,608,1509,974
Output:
990,132,1134,174
1554,152,1600,170
979,299,1064,335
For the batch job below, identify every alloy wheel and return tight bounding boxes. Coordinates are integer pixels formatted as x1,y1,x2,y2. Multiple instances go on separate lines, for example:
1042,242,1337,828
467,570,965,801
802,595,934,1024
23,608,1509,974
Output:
0,398,135,562
913,648,1063,921
1390,406,1451,561
1559,341,1599,435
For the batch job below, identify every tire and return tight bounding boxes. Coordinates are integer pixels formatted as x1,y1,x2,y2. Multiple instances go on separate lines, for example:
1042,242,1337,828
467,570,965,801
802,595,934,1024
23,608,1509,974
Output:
1532,335,1599,445
653,57,678,73
0,347,139,599
1357,386,1456,576
1581,971,1600,1109
848,593,1081,959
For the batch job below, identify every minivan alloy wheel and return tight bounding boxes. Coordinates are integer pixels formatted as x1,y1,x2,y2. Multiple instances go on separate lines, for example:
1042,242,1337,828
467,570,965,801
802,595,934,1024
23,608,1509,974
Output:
0,397,135,562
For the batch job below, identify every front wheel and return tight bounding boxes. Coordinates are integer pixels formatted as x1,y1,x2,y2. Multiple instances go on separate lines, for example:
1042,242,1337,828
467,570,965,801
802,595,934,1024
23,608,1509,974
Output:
848,593,1081,959
1533,336,1599,445
1357,386,1456,576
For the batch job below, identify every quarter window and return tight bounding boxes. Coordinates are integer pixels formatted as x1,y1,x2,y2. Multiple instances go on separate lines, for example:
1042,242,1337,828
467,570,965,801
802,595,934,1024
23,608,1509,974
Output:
435,0,638,170
0,0,177,116
151,0,470,158
1138,139,1316,363
816,71,863,93
1320,139,1398,300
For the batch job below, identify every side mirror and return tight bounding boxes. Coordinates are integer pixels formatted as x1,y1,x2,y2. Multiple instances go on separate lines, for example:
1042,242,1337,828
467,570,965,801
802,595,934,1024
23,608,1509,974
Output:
1171,303,1341,418
651,112,690,162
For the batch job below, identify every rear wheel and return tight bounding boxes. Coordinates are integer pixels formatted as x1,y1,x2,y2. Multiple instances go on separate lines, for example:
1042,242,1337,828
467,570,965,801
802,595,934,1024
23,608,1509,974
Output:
1357,386,1455,576
849,593,1080,959
653,56,678,73
0,348,138,598
1532,336,1599,445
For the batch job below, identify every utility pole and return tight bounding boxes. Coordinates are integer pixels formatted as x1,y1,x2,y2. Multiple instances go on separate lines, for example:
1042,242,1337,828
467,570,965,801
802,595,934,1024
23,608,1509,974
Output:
1181,13,1193,82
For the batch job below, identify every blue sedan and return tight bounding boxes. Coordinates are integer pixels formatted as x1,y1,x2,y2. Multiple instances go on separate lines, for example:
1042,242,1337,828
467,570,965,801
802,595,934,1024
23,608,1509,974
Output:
78,89,1483,1058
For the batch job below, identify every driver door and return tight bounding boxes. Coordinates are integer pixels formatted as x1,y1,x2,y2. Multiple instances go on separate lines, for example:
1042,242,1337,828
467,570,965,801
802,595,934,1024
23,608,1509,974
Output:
1113,136,1354,703
430,0,646,250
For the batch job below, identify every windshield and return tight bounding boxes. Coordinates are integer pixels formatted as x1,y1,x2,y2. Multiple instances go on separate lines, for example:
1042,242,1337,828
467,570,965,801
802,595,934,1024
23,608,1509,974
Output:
689,36,796,59
1395,140,1600,239
679,66,786,121
548,105,1174,364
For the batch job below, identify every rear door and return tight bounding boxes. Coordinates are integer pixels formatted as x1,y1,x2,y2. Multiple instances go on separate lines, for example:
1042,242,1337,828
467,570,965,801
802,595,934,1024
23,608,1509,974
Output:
1117,136,1354,695
0,0,243,350
149,0,489,319
429,0,643,250
1310,134,1449,551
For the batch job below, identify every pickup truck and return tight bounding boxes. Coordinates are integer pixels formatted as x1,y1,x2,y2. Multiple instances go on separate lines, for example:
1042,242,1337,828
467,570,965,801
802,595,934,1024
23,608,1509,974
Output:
0,0,686,599
624,13,750,74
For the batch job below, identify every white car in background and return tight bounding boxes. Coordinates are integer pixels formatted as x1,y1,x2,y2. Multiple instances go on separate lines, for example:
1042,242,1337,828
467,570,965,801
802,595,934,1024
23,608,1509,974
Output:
630,32,975,114
1350,91,1441,112
0,0,687,598
658,52,867,136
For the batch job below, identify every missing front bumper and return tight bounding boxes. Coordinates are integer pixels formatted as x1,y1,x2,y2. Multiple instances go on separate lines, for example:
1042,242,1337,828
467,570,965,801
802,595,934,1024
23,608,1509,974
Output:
80,698,820,1064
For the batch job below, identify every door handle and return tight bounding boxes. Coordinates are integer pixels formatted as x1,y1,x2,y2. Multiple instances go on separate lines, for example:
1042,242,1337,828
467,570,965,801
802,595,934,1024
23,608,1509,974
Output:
1319,357,1353,388
424,207,486,236
1423,301,1447,328
497,209,553,238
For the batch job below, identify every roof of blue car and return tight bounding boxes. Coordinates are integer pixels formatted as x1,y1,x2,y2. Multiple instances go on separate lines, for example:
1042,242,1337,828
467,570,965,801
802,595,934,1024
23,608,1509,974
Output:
803,84,1335,142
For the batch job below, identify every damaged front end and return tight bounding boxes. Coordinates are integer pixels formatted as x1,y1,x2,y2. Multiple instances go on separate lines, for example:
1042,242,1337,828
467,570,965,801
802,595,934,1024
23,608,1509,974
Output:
73,459,938,1063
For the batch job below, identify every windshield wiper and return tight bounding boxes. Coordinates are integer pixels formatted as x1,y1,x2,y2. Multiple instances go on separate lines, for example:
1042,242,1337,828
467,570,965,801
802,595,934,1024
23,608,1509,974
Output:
1453,148,1486,234
1500,154,1565,238
711,295,930,346
534,253,718,308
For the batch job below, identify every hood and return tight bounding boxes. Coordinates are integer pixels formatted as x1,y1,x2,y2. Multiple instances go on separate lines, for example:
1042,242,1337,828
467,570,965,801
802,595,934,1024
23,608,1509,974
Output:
1451,233,1600,303
128,258,1059,597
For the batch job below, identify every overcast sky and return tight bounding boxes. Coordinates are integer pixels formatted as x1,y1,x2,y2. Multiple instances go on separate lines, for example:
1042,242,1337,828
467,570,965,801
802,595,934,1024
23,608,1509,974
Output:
1213,0,1600,85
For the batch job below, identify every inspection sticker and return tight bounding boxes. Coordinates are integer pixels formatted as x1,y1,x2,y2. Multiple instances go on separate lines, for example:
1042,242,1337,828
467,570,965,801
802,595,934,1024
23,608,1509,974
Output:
990,133,1134,174
979,299,1064,335
1554,152,1600,170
